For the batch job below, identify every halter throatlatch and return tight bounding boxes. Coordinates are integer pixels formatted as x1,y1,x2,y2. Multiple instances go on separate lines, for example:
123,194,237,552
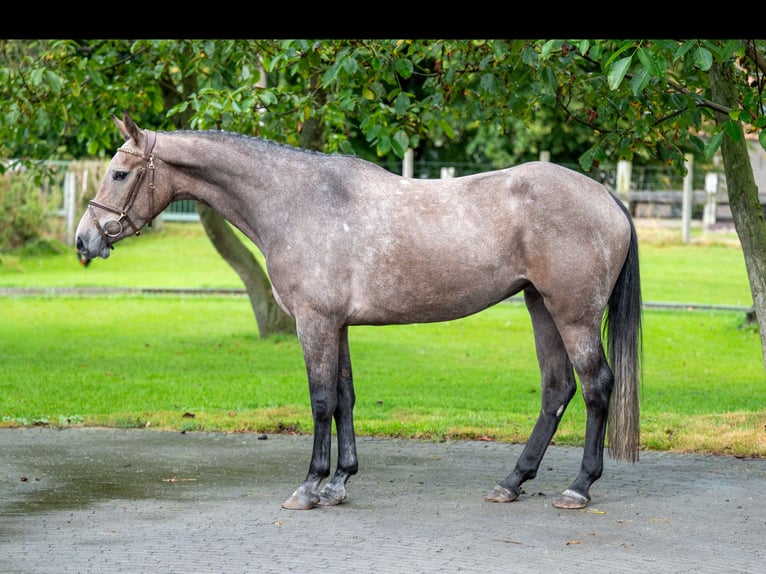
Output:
88,129,157,250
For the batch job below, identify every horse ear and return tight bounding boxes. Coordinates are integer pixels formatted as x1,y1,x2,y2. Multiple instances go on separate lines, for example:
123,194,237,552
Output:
113,110,143,144
112,113,130,140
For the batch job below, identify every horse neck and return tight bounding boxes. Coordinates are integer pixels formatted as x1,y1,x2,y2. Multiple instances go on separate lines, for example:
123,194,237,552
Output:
157,132,297,252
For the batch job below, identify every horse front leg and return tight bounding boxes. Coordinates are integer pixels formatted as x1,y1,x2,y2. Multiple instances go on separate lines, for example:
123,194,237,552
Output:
318,325,359,506
486,289,576,503
282,317,341,510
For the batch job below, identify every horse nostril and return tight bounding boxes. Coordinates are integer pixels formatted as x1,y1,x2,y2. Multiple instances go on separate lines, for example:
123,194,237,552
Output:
75,236,84,252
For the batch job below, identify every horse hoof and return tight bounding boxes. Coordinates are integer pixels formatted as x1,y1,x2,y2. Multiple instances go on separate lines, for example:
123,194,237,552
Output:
484,484,519,503
281,486,320,510
552,488,590,509
317,484,347,506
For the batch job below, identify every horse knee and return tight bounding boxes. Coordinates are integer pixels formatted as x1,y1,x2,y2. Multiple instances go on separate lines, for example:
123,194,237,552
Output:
310,389,338,424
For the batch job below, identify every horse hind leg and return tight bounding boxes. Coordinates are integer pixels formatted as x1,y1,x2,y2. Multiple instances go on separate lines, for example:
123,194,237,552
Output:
552,328,614,509
486,288,577,503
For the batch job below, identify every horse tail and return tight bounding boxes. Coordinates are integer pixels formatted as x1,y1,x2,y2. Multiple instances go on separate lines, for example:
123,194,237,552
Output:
604,197,643,462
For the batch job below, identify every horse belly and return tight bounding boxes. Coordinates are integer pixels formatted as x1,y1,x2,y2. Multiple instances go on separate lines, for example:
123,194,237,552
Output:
348,257,525,325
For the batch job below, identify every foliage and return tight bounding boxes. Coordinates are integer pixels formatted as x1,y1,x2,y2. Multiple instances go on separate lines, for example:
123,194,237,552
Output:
0,169,48,250
529,40,762,174
8,39,762,172
171,39,764,174
0,158,107,252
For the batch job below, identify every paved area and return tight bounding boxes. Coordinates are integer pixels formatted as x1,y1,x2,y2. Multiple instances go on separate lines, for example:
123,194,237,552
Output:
1,428,764,573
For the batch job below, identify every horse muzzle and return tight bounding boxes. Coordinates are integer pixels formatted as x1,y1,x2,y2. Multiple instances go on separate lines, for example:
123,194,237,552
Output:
74,227,112,261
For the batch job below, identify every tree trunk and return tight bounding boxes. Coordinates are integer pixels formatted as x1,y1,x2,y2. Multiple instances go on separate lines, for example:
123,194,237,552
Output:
197,203,295,338
709,61,766,370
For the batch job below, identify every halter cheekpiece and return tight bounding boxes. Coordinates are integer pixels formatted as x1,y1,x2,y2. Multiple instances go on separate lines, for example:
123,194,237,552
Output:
87,129,157,249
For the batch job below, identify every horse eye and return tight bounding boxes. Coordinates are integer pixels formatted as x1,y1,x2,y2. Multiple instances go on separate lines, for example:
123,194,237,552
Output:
113,171,128,181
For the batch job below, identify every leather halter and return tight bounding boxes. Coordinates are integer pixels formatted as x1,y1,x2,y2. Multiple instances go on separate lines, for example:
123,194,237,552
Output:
87,129,157,250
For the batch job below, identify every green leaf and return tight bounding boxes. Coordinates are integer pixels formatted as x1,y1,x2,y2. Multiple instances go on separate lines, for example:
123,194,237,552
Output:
673,40,696,62
365,124,381,143
394,92,410,115
543,66,558,92
723,119,742,141
629,68,651,96
635,47,660,77
44,70,64,94
439,119,455,140
694,47,713,71
603,42,635,68
391,130,410,157
259,90,278,106
29,68,44,87
342,56,359,75
540,40,563,60
395,58,413,79
704,130,724,158
579,146,598,171
521,45,539,66
377,133,391,155
321,60,343,85
492,41,509,59
607,56,632,90
479,73,496,92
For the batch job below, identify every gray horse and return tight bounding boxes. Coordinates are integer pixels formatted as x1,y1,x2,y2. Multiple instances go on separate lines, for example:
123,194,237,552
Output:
76,112,642,510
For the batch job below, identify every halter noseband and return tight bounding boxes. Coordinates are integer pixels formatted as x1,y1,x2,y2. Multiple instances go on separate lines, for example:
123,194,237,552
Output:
88,129,157,250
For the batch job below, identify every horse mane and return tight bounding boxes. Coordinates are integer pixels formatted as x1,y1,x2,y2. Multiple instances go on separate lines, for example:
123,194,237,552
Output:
162,129,372,167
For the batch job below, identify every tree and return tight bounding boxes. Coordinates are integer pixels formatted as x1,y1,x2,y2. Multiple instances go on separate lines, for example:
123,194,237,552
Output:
2,39,765,369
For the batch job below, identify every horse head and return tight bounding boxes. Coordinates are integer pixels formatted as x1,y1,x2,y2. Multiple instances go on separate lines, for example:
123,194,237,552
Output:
75,112,170,260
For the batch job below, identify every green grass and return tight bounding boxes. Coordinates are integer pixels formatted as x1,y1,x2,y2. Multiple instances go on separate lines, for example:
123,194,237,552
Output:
0,223,246,289
1,221,764,457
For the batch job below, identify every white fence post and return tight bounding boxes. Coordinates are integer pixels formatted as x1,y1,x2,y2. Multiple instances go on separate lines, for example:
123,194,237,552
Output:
402,149,414,178
703,172,719,230
539,150,550,162
64,171,76,243
616,160,632,206
682,153,694,243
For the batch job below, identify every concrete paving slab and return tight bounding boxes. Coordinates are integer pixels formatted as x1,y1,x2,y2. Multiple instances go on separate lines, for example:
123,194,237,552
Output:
1,428,764,573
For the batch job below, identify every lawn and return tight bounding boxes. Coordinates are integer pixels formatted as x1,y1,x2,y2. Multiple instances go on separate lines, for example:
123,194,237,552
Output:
1,219,763,457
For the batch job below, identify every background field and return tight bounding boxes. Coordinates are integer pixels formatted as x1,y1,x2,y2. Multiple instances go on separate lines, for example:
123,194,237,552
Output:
1,219,763,457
